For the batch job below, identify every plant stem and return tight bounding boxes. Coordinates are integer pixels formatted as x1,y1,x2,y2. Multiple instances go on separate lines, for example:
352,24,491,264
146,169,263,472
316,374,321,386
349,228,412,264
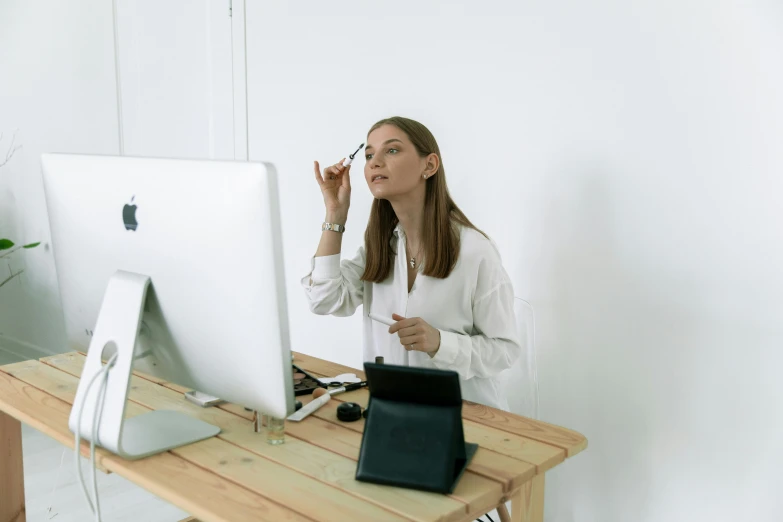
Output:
0,246,21,260
0,130,21,169
0,268,24,290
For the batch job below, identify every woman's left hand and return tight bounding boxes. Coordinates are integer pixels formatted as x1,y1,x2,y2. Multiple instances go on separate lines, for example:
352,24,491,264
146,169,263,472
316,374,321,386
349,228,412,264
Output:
389,314,441,357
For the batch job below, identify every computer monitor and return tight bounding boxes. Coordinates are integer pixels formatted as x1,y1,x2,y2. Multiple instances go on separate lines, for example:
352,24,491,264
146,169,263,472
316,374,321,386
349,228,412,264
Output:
41,153,295,459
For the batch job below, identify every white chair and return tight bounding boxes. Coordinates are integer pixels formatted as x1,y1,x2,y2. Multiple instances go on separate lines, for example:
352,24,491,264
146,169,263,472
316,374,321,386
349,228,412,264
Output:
488,298,538,522
499,297,539,420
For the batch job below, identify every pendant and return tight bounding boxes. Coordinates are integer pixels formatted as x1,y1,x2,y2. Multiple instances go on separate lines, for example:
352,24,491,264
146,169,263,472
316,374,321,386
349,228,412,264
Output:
410,257,415,269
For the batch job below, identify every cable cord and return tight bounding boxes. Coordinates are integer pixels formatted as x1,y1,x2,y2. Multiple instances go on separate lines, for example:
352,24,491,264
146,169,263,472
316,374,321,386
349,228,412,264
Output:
44,447,68,518
74,353,118,521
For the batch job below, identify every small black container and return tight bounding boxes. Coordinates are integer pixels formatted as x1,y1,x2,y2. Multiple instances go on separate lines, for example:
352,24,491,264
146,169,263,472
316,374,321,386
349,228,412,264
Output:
337,402,363,422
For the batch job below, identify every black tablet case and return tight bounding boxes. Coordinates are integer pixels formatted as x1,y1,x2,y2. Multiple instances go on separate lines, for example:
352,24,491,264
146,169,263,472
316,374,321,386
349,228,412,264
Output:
356,363,479,494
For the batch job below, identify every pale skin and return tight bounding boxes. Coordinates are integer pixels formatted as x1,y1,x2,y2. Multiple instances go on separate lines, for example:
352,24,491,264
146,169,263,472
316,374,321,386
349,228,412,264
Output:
313,124,443,357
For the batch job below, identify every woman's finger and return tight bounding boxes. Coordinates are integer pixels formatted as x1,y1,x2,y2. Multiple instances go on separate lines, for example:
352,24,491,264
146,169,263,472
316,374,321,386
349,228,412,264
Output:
396,326,419,339
399,334,423,346
331,159,346,174
324,165,340,181
314,161,324,186
389,316,417,334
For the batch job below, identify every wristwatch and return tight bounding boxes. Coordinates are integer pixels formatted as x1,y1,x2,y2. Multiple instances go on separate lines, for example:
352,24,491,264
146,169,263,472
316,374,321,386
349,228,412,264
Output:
322,222,346,233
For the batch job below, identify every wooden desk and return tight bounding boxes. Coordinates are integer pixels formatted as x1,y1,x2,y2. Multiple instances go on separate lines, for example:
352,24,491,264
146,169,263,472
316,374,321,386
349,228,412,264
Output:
0,352,586,522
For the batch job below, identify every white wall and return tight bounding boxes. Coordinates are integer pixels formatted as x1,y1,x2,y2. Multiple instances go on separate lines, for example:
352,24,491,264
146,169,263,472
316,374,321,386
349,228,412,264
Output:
2,1,782,520
245,1,783,521
0,0,238,359
0,0,120,356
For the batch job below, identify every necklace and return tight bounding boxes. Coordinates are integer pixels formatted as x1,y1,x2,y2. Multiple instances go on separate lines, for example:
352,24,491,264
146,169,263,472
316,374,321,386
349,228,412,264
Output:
407,241,423,269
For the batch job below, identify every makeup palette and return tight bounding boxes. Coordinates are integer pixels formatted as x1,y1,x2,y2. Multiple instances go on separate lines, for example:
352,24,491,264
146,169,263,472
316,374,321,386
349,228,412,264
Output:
292,364,328,396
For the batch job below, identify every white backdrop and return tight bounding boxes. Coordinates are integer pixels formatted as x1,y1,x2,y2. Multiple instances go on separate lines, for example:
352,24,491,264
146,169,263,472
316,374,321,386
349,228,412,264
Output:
244,1,783,521
0,0,118,354
0,0,238,356
1,0,782,520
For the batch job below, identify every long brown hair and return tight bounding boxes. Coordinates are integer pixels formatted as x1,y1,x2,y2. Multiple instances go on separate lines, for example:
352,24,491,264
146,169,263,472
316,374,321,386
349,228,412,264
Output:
361,116,485,283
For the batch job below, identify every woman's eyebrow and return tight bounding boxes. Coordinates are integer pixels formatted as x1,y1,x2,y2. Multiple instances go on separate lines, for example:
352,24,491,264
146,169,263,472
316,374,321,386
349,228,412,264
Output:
365,139,403,150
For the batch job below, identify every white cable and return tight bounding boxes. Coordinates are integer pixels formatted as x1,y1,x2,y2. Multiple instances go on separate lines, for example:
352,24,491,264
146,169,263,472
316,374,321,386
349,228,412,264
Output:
44,447,68,518
91,356,115,522
74,369,104,513
74,353,118,521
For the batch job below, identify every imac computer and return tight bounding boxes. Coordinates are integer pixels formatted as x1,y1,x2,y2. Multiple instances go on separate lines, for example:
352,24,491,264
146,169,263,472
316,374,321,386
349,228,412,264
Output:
41,153,295,459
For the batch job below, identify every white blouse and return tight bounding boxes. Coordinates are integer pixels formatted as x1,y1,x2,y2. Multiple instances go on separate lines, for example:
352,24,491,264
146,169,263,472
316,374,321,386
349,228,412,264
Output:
301,224,522,410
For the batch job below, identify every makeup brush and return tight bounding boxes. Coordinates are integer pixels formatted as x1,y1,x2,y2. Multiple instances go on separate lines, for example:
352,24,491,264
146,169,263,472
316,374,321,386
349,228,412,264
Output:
287,393,331,422
342,143,365,167
288,382,368,422
312,381,367,399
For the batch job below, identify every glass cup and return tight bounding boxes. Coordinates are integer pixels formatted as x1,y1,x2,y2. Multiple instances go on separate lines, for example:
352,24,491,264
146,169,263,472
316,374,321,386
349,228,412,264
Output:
264,414,285,445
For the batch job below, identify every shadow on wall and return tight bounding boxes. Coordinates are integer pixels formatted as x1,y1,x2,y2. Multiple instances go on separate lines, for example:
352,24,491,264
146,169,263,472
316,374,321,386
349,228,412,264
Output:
0,136,66,354
0,238,66,354
532,159,706,522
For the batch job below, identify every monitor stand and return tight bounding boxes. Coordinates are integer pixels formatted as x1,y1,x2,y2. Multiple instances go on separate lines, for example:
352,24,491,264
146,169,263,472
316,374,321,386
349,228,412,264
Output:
68,270,220,460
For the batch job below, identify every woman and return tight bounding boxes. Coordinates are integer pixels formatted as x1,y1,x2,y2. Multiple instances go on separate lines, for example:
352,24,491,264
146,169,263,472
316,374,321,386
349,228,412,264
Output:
302,116,521,411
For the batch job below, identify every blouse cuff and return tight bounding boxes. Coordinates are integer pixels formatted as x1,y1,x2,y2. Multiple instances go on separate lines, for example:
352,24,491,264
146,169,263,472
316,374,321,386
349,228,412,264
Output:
311,254,342,280
431,329,461,368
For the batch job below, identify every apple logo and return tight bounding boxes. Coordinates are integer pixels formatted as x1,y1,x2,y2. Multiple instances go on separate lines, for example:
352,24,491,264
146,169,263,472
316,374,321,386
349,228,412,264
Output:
123,196,138,231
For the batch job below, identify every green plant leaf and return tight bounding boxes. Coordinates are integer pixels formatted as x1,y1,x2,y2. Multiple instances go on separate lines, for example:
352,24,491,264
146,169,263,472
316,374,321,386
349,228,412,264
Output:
22,242,41,249
0,239,14,250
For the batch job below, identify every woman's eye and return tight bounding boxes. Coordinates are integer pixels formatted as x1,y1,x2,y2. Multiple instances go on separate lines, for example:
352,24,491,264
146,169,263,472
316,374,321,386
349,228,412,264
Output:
365,153,374,160
387,148,398,154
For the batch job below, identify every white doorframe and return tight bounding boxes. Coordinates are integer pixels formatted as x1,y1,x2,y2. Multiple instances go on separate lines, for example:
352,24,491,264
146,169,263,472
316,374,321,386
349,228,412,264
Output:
230,0,249,161
112,0,249,161
111,0,125,155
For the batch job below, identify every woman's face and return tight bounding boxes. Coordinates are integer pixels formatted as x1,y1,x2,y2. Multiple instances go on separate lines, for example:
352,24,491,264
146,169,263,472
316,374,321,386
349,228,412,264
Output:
364,124,430,200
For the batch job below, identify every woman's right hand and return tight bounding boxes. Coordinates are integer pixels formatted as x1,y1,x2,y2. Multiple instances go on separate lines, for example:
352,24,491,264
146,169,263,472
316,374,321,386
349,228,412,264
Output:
314,159,351,222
